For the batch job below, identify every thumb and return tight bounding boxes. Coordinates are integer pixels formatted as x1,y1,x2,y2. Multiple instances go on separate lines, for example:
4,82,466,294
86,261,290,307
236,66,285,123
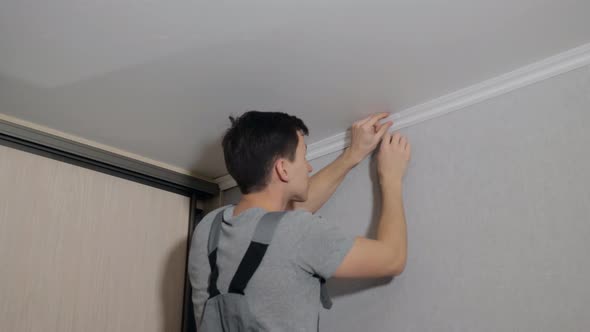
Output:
380,132,392,151
375,121,393,140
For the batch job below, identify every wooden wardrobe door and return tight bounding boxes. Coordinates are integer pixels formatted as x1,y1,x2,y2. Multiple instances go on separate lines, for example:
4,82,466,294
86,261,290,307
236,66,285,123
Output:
0,145,190,332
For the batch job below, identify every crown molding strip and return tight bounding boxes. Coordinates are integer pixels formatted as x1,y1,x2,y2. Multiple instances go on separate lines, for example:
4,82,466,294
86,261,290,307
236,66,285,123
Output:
217,42,590,191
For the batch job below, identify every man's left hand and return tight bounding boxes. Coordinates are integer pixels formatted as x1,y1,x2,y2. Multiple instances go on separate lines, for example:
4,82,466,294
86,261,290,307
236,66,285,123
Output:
346,112,393,166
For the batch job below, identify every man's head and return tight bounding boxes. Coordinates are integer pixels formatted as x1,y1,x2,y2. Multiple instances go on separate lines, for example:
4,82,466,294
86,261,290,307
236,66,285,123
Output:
222,111,313,201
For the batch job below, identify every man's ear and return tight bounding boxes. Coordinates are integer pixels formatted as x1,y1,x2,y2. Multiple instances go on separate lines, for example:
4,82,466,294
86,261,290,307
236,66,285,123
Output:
274,158,290,183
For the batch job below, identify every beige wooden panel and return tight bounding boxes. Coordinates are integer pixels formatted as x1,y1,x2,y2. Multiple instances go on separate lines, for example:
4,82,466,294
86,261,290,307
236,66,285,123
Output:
0,144,191,332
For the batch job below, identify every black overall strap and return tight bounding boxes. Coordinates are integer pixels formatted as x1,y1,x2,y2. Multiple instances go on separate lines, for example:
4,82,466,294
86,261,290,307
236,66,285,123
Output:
206,209,286,298
206,209,332,308
228,211,286,294
313,274,333,309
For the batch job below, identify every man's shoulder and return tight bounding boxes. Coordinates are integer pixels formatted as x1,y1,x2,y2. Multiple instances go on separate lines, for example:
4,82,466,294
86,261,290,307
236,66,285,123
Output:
201,206,320,221
275,209,328,237
201,205,232,222
280,209,320,223
195,206,324,233
194,205,232,236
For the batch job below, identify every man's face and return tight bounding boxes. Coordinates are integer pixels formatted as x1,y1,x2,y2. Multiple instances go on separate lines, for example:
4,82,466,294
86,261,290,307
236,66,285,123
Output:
289,131,313,202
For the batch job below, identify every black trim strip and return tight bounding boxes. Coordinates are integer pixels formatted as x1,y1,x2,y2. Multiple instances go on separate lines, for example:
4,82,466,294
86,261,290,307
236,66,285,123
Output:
0,119,218,198
182,195,202,332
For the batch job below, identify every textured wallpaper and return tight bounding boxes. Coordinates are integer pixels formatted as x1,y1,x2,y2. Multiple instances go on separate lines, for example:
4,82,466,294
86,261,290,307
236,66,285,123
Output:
223,65,590,331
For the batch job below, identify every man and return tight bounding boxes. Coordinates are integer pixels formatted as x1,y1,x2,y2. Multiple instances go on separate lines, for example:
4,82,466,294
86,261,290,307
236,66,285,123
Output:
188,111,411,331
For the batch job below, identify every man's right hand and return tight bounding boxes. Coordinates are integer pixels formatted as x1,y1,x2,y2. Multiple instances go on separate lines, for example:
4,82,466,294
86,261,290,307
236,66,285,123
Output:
377,132,411,185
334,131,411,279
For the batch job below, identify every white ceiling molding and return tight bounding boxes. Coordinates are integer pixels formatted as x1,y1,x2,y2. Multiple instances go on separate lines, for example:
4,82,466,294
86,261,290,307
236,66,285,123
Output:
216,42,590,191
216,174,239,191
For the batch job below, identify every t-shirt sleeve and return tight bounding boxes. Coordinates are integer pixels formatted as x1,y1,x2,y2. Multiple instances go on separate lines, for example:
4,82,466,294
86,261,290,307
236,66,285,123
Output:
294,213,355,279
188,217,212,325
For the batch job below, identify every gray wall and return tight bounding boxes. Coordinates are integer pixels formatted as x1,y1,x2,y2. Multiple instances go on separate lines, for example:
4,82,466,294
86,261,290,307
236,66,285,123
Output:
223,65,590,331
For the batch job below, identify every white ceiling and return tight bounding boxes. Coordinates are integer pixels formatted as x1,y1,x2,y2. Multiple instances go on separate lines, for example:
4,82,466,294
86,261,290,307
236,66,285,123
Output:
1,0,589,179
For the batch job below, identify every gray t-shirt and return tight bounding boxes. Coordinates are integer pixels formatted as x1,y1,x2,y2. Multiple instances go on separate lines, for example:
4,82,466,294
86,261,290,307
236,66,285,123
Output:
188,205,355,331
